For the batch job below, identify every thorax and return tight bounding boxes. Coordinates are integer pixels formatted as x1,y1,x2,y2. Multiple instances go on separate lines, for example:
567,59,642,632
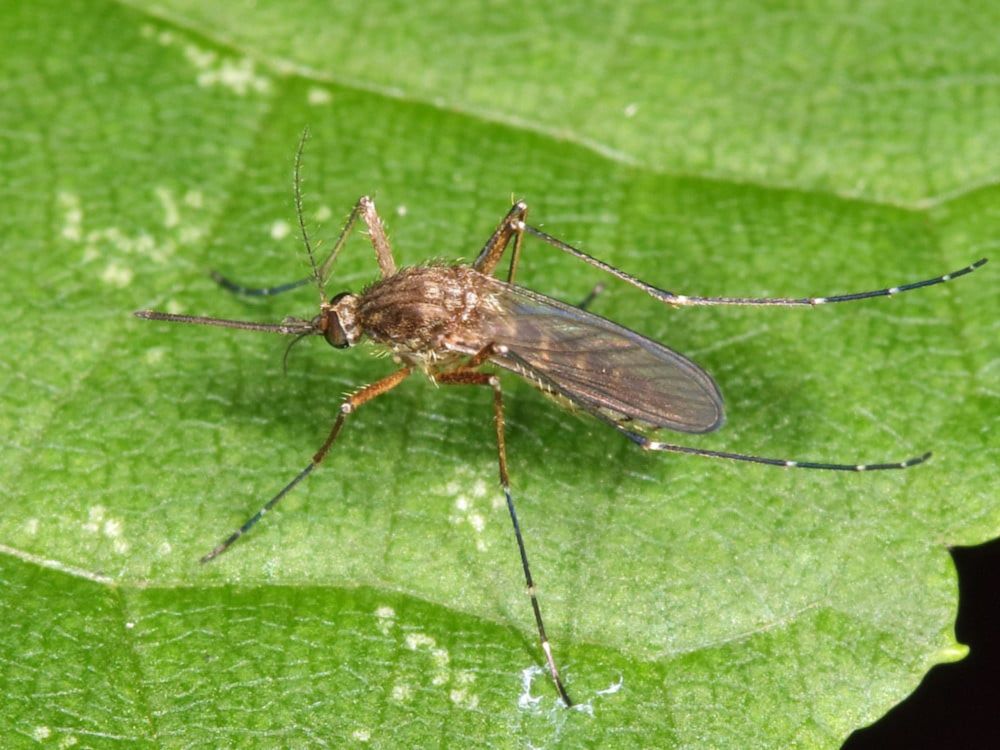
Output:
357,264,501,368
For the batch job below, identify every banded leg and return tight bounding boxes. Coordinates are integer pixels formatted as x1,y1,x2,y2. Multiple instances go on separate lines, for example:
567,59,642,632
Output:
517,223,987,308
473,200,602,307
473,202,605,297
473,201,528,283
436,365,574,706
216,132,397,297
213,195,398,300
201,367,412,562
577,283,605,311
494,345,930,472
620,430,930,471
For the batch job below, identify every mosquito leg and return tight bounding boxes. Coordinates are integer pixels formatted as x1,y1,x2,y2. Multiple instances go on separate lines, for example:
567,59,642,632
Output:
506,208,527,285
354,196,397,278
309,195,396,283
577,283,605,311
474,201,528,279
200,367,411,562
212,195,396,300
469,201,603,304
435,367,574,706
211,129,327,300
210,271,314,297
618,429,931,471
470,199,603,306
212,130,398,299
519,224,988,308
210,198,363,298
490,344,930,472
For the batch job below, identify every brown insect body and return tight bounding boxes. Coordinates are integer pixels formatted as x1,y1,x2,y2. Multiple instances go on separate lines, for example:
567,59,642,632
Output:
351,263,500,370
328,262,726,433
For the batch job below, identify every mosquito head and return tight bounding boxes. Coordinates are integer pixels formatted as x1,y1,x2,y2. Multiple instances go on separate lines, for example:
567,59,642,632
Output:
317,291,362,348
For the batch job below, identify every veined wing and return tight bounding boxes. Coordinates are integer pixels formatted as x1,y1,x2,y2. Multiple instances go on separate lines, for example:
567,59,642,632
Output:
480,281,725,434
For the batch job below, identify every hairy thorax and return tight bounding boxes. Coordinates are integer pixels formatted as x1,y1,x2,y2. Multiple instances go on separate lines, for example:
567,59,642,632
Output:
357,264,503,369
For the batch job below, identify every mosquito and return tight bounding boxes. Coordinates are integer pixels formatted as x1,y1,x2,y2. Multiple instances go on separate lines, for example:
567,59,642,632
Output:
134,136,987,707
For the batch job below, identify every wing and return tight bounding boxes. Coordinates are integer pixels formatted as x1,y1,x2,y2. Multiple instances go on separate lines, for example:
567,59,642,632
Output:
479,281,725,434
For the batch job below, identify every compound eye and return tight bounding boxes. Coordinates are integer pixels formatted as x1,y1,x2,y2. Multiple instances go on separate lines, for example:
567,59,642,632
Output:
322,291,355,349
324,315,350,348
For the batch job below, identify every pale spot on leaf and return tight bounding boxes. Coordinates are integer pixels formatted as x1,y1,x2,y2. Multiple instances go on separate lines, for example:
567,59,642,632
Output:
270,219,291,241
308,87,332,105
101,261,134,288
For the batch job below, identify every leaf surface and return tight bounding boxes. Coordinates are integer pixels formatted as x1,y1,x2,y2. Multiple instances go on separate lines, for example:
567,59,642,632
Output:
1,1,997,747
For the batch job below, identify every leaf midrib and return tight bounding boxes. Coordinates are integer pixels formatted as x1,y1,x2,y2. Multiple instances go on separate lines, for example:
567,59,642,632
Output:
111,0,1000,212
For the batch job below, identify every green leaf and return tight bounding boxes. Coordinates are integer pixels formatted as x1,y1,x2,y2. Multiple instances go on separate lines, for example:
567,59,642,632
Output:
1,1,996,747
